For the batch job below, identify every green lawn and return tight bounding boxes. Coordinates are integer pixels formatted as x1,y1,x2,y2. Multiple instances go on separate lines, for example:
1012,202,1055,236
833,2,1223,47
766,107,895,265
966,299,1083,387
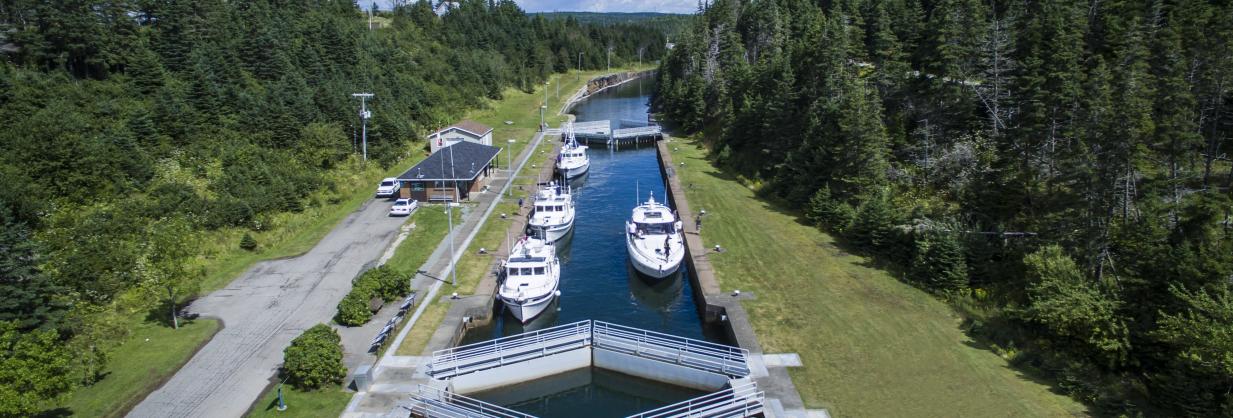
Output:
668,138,1088,417
246,385,353,418
60,318,221,418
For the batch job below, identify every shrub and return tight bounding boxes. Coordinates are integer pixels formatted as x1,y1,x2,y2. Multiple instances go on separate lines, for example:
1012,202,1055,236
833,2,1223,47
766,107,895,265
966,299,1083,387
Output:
335,292,373,326
283,324,346,390
806,187,856,232
909,231,969,292
365,266,406,302
239,233,257,251
334,266,408,326
847,192,899,251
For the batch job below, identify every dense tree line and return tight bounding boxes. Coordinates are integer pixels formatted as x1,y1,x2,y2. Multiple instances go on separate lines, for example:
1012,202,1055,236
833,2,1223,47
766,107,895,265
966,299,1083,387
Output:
656,0,1233,415
0,0,666,414
537,12,693,39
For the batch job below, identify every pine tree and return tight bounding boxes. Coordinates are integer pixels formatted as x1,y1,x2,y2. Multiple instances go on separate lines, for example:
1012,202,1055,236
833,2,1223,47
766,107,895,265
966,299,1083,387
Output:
1150,22,1202,227
847,191,900,251
910,230,969,292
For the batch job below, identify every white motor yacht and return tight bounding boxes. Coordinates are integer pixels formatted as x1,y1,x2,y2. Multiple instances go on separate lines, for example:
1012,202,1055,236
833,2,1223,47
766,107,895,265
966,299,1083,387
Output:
498,237,561,323
527,181,575,243
625,192,685,280
556,122,590,178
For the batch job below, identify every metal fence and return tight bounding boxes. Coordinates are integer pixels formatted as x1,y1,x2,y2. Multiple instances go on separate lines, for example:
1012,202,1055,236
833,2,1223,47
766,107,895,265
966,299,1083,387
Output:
407,385,535,418
427,320,751,380
427,320,592,379
593,321,750,377
626,382,765,418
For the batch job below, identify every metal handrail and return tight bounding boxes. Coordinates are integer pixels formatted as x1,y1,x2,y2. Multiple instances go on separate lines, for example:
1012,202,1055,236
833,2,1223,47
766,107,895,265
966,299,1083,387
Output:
428,320,592,378
593,321,750,377
626,383,765,418
410,385,535,418
428,320,751,380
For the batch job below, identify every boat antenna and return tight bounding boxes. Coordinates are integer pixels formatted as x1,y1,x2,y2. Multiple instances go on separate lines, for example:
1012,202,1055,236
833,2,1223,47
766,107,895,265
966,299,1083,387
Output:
636,180,639,207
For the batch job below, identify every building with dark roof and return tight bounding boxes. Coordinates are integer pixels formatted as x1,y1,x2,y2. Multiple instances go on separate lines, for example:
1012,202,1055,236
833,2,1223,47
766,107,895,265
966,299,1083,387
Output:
428,120,494,153
398,141,501,202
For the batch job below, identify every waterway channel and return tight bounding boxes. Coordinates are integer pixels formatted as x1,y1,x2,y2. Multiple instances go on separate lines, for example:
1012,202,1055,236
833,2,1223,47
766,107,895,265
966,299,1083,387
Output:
463,76,724,417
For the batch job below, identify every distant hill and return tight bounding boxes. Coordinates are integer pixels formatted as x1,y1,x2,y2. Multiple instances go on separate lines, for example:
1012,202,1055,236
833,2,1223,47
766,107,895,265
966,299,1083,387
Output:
536,12,693,37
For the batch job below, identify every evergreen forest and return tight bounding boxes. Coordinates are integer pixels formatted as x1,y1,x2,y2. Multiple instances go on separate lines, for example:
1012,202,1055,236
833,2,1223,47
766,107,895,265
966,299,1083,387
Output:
656,0,1232,415
0,0,668,415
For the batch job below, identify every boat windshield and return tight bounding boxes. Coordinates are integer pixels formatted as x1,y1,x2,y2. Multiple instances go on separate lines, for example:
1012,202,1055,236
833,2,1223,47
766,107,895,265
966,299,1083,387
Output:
507,267,546,276
536,205,564,212
635,221,676,235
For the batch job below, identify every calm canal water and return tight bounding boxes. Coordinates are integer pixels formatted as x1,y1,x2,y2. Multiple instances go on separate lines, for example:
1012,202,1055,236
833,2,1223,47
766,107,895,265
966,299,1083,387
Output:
463,76,722,417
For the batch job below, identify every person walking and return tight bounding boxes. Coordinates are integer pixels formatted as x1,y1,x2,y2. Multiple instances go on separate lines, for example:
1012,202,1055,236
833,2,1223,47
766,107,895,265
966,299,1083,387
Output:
695,215,702,233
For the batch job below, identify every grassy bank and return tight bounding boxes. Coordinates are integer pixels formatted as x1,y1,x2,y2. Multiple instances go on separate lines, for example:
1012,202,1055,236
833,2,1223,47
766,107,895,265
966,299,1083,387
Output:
667,138,1087,417
246,385,353,418
60,318,221,418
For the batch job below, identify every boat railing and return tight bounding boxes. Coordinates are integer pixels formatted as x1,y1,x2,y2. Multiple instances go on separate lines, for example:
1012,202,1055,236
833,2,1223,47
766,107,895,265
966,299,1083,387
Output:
406,384,535,418
623,382,765,418
427,320,592,379
593,321,751,377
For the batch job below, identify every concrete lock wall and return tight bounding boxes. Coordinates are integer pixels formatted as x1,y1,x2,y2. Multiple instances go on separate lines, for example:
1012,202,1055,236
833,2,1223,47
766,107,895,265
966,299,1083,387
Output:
592,349,730,392
449,349,591,394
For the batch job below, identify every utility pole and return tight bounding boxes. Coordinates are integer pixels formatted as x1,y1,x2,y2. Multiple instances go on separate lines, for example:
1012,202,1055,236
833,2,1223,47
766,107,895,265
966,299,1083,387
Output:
447,145,458,287
507,139,516,198
352,93,373,162
607,44,612,73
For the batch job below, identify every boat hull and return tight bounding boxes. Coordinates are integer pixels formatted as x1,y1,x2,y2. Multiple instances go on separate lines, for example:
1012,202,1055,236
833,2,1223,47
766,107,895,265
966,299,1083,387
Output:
558,162,589,178
626,234,684,280
499,285,558,324
530,222,573,242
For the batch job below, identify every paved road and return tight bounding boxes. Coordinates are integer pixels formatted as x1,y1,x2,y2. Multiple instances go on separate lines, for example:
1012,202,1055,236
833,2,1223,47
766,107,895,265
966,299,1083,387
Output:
128,199,408,418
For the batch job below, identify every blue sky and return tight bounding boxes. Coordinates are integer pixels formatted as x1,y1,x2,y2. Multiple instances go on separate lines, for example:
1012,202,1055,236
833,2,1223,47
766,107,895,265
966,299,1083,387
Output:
364,0,695,14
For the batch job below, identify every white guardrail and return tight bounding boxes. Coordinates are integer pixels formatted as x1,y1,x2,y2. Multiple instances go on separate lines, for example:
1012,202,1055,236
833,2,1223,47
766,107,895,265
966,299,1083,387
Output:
427,320,750,379
628,382,765,418
414,320,760,418
408,385,535,418
407,382,764,418
592,321,750,377
427,320,592,379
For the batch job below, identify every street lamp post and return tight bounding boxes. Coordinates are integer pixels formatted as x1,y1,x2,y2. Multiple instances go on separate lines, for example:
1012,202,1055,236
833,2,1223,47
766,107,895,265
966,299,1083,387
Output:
447,145,458,287
507,139,516,198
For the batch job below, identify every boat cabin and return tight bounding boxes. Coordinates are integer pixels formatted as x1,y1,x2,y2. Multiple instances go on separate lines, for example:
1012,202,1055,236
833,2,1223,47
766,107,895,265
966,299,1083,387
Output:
629,205,681,236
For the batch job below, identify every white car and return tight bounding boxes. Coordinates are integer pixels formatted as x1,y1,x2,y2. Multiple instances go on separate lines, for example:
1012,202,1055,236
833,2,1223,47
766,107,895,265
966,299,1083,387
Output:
375,178,400,198
389,199,418,216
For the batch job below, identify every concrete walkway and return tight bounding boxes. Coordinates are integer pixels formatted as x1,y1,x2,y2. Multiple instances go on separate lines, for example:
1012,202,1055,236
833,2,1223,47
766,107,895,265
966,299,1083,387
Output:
128,199,409,418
